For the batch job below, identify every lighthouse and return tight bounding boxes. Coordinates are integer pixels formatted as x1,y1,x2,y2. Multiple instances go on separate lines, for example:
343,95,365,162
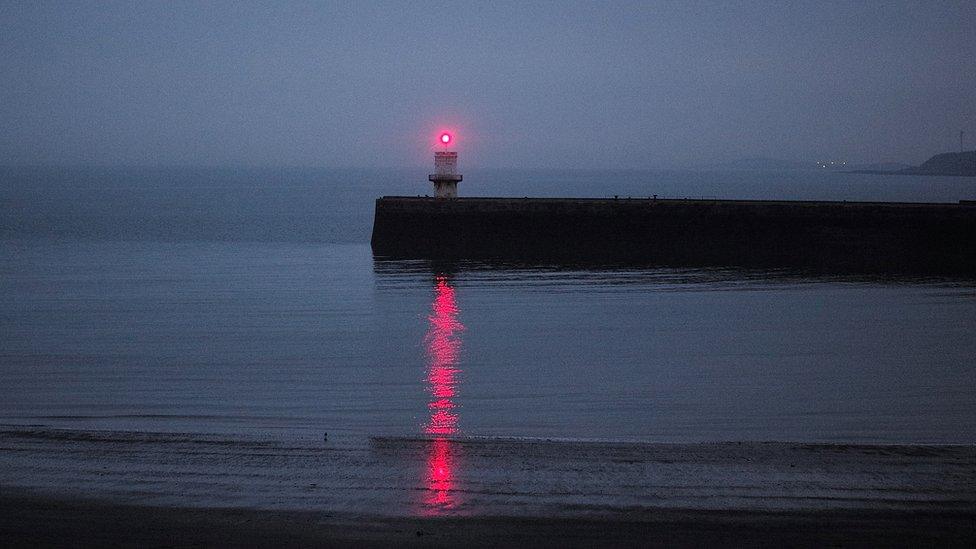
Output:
429,132,462,198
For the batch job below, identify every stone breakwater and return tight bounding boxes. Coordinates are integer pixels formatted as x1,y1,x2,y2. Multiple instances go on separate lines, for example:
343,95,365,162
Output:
371,197,976,275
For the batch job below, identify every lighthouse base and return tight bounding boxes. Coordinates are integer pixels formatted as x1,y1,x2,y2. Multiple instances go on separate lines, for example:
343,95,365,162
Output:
428,175,463,199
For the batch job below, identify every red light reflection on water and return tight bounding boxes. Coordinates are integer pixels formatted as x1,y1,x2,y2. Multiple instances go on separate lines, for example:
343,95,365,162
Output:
424,276,464,436
424,438,455,508
421,275,464,513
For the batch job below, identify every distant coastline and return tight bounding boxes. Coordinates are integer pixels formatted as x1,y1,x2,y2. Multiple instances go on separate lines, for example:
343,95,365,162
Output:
848,150,976,177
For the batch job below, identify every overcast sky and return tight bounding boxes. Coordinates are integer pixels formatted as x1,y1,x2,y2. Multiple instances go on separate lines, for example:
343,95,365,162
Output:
1,1,974,168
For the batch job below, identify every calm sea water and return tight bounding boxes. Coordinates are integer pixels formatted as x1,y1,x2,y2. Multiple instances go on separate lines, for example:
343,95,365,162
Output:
2,166,975,445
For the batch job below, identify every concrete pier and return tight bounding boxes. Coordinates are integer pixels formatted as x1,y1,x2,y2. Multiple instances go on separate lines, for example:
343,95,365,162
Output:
371,197,976,275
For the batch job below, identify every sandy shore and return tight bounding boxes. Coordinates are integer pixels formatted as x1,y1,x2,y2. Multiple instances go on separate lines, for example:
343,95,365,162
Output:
2,490,974,548
2,427,975,546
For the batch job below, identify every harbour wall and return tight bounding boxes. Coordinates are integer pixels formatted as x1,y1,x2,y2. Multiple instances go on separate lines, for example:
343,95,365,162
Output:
371,197,976,275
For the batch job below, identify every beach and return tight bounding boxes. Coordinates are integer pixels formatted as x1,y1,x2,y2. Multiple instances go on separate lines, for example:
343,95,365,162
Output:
3,492,974,547
1,427,974,546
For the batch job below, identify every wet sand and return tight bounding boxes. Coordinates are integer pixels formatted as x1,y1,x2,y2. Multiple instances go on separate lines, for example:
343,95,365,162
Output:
2,490,974,548
1,428,975,546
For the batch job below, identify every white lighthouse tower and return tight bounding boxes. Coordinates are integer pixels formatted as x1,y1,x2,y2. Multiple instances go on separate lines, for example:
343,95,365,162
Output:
429,132,462,198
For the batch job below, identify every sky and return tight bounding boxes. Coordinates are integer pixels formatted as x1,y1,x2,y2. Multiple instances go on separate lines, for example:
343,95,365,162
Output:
1,0,974,168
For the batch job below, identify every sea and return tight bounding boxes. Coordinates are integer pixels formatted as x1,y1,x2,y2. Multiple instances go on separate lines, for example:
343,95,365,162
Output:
3,165,974,447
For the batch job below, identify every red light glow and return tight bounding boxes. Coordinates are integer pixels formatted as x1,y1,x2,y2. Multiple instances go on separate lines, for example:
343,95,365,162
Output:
424,438,455,509
439,132,452,145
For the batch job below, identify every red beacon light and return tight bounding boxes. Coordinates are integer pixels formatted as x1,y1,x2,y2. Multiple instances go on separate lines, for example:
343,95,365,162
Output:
429,131,461,198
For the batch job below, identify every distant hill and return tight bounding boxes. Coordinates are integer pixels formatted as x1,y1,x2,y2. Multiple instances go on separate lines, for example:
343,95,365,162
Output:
899,151,976,176
848,151,975,177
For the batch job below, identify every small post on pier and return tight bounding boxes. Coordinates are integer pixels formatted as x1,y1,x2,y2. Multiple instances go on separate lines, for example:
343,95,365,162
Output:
429,132,462,198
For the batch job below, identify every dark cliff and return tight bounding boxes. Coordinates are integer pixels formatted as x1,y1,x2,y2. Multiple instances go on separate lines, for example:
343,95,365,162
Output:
900,151,976,177
371,197,976,275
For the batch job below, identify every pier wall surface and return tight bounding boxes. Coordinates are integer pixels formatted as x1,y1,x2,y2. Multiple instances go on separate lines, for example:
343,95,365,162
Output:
371,197,976,275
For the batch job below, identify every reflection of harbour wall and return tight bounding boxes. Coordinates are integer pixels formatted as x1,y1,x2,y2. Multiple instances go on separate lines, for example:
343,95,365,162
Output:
371,197,976,275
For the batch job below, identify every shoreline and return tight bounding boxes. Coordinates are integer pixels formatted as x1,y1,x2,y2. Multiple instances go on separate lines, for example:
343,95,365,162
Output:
3,427,974,511
2,489,974,548
3,427,975,545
